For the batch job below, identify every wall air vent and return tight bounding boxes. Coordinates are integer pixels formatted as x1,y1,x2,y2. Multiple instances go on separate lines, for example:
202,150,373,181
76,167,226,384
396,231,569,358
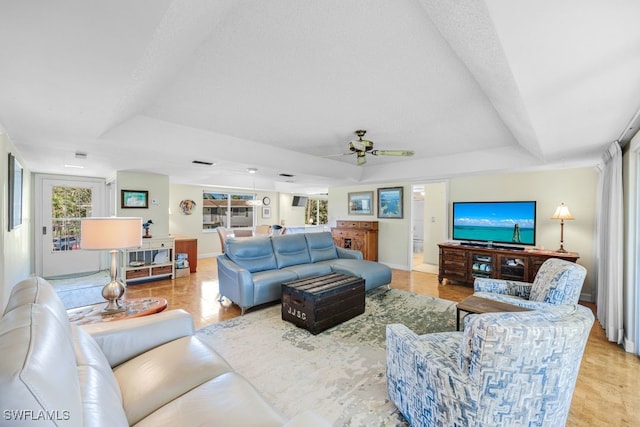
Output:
192,160,215,166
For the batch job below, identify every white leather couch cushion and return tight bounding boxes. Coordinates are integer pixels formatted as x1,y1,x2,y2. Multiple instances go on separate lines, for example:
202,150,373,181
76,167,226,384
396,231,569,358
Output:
133,372,287,427
72,325,129,426
0,304,83,426
81,309,195,367
3,276,70,325
114,335,235,425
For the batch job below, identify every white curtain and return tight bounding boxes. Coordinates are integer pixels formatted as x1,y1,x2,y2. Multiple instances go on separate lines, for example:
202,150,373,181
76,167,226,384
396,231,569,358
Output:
596,141,624,343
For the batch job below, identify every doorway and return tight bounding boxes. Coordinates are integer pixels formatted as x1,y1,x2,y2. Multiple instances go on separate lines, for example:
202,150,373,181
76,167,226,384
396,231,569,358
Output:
411,182,447,273
36,175,106,278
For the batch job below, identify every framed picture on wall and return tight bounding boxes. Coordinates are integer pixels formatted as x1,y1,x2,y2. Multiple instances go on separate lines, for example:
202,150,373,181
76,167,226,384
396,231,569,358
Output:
377,187,403,218
8,153,23,231
348,191,374,215
262,206,271,219
121,190,149,208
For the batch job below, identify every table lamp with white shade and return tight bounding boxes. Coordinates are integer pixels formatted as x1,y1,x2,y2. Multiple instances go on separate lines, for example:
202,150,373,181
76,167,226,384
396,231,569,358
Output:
551,203,574,253
81,217,142,312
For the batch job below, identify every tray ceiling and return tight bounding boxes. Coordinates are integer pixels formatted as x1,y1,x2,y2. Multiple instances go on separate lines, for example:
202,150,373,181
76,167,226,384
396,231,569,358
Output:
1,0,639,193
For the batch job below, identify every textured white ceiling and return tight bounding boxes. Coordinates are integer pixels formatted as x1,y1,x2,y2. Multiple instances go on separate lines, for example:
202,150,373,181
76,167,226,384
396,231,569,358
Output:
1,0,639,193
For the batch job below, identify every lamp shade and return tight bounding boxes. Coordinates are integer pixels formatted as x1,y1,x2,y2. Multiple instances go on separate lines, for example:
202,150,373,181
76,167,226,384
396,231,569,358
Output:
81,217,143,250
551,203,574,221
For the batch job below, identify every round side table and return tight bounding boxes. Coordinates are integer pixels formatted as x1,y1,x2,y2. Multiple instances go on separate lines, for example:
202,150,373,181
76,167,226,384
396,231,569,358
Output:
67,297,168,325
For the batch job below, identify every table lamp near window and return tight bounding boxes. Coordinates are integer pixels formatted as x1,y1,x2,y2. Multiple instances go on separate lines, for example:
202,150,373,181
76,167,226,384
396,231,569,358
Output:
551,203,574,253
81,217,142,312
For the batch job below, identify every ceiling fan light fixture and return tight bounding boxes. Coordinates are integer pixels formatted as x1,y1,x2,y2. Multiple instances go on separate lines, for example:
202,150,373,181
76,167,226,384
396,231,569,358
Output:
247,168,262,206
343,129,414,165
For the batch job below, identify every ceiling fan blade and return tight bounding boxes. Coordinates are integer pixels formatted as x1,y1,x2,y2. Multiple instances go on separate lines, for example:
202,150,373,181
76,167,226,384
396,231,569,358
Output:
323,152,355,158
371,149,414,157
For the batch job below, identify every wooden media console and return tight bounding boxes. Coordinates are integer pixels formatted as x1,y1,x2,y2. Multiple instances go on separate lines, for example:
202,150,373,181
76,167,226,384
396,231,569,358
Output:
438,242,579,285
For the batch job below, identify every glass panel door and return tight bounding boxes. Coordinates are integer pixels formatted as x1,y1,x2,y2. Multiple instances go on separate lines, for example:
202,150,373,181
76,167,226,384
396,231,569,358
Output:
39,178,103,277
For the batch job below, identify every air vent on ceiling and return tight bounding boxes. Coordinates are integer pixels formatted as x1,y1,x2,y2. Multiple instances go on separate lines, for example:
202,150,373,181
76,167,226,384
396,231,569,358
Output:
279,173,295,178
192,160,215,166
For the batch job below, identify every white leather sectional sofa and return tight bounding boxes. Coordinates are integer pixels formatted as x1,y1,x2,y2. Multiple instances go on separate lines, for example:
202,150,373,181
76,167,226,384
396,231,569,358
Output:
0,276,329,426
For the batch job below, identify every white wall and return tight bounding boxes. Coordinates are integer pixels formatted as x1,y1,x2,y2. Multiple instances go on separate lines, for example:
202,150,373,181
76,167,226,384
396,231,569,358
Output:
99,167,602,296
449,167,597,300
278,193,306,227
1,130,33,310
329,167,598,300
169,184,280,257
169,184,210,251
168,185,332,258
116,171,170,237
423,181,447,265
328,184,411,269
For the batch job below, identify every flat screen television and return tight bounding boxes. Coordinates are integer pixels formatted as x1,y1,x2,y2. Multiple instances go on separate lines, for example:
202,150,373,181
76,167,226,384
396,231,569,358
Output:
452,201,536,246
292,195,308,207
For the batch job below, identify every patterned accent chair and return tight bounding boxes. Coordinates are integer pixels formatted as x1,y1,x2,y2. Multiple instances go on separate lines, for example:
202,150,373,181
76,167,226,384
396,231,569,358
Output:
386,304,594,427
473,258,587,309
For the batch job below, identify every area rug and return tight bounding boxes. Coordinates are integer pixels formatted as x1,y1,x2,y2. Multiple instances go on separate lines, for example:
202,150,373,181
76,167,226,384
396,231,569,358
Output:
196,287,457,426
48,270,111,309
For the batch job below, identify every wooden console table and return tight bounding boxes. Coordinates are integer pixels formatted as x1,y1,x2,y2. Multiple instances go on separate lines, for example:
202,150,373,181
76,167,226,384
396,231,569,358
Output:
438,242,579,285
67,297,168,325
121,237,175,285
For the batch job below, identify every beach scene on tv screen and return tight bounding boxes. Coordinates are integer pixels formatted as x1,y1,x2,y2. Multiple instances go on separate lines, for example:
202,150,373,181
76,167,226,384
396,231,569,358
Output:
453,202,535,245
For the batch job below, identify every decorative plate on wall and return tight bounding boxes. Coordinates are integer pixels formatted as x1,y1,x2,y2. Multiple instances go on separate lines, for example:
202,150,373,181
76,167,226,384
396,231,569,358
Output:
179,199,196,215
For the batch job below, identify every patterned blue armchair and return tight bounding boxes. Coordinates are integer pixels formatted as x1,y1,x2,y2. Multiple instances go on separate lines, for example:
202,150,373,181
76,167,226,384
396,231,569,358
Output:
473,258,587,309
386,304,594,427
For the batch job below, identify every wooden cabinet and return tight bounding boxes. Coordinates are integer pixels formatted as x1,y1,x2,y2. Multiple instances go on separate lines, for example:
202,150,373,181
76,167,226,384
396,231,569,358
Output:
121,237,175,285
440,245,468,283
331,220,378,261
438,242,579,285
175,237,198,273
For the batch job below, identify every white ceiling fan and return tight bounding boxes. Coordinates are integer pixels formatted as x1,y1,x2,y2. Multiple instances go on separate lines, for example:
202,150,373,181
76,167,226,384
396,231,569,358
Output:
344,130,414,165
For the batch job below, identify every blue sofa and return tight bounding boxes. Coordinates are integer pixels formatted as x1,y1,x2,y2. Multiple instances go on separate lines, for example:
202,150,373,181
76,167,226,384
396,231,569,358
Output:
217,232,392,314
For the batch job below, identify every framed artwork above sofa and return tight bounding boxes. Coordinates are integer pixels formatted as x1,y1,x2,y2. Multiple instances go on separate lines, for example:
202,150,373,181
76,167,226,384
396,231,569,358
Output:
377,187,403,219
348,191,373,215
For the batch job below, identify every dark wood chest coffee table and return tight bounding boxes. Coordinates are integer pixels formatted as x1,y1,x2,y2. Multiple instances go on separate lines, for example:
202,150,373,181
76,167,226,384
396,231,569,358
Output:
456,295,532,330
281,272,365,335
